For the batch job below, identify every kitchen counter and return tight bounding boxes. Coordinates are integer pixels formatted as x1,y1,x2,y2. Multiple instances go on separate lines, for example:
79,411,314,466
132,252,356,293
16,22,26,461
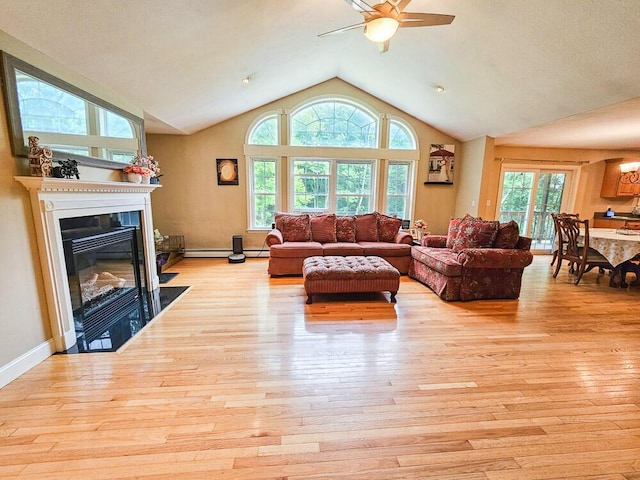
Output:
594,212,640,221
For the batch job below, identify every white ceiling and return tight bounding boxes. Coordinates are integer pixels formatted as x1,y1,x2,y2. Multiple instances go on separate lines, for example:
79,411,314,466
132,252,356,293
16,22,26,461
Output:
1,0,639,150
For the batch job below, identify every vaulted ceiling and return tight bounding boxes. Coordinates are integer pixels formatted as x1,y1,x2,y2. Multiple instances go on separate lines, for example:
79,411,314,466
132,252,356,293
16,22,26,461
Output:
1,0,639,150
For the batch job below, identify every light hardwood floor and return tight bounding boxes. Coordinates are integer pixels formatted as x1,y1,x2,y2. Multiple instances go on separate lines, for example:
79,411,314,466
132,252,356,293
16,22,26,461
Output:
1,255,639,479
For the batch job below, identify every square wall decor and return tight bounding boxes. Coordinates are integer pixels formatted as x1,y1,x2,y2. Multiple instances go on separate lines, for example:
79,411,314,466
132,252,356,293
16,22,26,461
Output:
426,144,455,184
217,158,239,185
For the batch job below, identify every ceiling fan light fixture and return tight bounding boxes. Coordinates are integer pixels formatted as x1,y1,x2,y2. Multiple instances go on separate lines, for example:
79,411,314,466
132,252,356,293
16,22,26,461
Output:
364,17,399,43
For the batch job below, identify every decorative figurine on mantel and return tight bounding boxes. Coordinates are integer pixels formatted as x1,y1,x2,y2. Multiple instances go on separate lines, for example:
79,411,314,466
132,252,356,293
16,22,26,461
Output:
52,159,80,179
27,136,53,177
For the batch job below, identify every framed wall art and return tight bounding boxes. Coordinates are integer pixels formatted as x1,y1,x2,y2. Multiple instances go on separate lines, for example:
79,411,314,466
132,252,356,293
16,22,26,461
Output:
425,144,455,185
216,158,239,185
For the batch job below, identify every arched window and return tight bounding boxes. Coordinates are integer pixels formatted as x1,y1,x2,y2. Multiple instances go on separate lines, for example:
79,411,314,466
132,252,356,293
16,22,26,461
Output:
246,96,420,229
290,99,378,148
389,118,417,150
248,113,278,145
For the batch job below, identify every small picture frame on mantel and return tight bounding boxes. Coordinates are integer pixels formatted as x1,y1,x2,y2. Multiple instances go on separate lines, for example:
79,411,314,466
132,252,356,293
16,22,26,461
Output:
425,144,455,185
216,158,239,185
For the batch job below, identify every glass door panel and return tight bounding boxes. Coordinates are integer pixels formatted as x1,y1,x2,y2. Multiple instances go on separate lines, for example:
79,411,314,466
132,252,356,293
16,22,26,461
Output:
498,169,571,251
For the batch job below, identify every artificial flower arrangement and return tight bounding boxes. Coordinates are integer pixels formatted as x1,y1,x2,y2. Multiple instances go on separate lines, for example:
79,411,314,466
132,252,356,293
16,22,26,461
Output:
123,155,160,178
414,219,427,229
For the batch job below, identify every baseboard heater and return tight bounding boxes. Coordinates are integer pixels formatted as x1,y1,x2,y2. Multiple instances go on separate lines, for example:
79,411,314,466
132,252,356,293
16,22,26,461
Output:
184,249,269,258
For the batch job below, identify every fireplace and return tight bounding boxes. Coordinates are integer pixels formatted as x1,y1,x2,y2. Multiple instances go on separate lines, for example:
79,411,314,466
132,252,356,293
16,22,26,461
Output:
15,176,160,352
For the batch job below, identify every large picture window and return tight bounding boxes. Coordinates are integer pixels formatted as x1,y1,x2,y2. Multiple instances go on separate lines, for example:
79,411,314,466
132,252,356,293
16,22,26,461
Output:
245,98,419,229
290,158,375,215
336,160,373,215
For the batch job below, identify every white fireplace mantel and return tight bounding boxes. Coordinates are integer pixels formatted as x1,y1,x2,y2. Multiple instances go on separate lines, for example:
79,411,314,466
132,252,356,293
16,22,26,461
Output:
16,176,161,352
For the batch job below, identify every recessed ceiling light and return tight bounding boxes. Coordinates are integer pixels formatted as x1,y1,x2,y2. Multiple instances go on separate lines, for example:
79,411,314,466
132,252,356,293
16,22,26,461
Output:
241,76,251,85
435,85,445,93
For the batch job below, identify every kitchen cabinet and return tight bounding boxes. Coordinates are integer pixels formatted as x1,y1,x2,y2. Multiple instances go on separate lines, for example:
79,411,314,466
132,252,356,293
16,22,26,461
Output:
600,158,640,198
592,217,625,228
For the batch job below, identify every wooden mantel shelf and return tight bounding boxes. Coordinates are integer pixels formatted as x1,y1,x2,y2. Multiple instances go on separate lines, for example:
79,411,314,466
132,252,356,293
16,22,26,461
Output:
14,176,162,193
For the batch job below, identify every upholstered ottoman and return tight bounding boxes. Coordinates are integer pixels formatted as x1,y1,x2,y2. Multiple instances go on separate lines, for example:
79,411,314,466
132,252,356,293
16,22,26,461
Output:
302,255,400,304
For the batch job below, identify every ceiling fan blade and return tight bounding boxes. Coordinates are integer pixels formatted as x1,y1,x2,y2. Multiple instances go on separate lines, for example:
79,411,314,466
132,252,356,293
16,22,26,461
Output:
387,0,413,12
398,12,455,27
318,22,366,37
343,0,375,13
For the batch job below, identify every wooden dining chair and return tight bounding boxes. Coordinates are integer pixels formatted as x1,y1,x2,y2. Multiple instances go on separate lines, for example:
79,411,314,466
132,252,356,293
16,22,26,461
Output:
552,216,614,285
550,212,580,267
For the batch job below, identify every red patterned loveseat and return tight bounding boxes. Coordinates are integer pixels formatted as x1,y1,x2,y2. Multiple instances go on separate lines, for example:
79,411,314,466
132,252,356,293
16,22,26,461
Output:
409,216,533,301
266,212,413,276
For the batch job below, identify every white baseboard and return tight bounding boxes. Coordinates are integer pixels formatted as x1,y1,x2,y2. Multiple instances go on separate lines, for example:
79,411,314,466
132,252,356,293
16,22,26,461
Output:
0,339,56,389
184,249,270,258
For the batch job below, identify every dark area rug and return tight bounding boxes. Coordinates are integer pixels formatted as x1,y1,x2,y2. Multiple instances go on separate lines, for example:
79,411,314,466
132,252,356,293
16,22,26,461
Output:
158,286,188,308
159,272,179,284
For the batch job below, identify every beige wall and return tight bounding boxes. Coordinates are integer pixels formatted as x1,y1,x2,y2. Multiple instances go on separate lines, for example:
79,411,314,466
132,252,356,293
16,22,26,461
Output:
147,78,461,248
0,32,145,377
455,137,488,219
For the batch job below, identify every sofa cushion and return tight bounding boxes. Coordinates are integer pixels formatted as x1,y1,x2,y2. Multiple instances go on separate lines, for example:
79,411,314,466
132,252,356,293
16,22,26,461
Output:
355,213,379,242
446,214,478,249
359,241,411,257
377,213,402,242
493,220,520,249
275,212,312,242
411,246,463,277
336,216,356,243
269,241,322,258
452,219,499,252
310,214,337,243
322,242,364,256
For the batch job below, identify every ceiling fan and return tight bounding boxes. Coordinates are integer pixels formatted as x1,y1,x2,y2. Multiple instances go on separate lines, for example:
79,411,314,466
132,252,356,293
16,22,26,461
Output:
319,0,454,53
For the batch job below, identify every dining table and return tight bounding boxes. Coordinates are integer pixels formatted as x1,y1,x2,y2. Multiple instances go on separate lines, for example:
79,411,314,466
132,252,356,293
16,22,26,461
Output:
579,228,640,287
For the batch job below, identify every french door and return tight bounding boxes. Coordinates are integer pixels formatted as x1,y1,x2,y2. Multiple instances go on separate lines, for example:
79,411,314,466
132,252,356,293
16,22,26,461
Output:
497,166,578,252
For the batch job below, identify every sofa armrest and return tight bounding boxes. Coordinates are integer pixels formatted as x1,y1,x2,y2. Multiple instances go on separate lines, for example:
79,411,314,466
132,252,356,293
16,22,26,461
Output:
266,228,284,246
422,235,447,248
394,231,414,245
457,248,534,269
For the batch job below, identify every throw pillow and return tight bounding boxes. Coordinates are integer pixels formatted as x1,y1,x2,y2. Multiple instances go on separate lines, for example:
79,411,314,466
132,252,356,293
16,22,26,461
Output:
377,212,402,242
310,214,337,243
355,213,379,242
493,220,520,249
335,216,356,243
274,212,311,242
446,214,478,249
451,219,499,252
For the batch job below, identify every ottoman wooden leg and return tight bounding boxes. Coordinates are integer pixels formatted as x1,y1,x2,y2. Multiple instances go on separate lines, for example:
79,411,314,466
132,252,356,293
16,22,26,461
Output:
306,294,313,304
390,291,397,303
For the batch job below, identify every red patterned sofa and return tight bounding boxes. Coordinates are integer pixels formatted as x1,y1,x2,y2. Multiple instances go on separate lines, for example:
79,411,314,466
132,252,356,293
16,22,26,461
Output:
409,216,533,301
266,212,413,276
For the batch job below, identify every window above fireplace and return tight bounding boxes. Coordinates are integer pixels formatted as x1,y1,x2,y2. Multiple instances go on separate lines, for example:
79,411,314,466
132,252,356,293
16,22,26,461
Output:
0,51,146,169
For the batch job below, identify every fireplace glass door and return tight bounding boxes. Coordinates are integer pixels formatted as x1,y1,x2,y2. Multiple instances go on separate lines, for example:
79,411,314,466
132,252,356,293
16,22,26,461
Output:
66,227,146,350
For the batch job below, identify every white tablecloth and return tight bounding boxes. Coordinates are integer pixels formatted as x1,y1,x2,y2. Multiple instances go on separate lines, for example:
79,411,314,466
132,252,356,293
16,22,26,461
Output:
579,228,640,266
